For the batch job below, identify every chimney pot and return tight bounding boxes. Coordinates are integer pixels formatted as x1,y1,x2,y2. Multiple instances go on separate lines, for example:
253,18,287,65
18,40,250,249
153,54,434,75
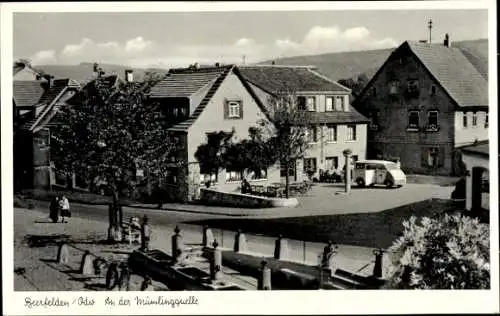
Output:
125,69,134,82
444,33,450,47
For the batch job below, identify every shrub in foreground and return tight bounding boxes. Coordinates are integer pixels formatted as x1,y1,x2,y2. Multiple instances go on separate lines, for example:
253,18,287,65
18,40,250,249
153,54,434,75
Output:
386,214,490,289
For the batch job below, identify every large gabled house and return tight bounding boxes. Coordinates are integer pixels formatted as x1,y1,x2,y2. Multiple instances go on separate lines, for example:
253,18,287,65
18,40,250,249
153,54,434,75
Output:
14,77,82,191
238,65,369,181
354,35,488,176
149,64,280,202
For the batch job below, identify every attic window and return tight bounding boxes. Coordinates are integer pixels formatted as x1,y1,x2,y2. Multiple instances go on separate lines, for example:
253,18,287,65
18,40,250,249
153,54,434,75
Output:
226,100,242,119
407,80,419,92
389,81,399,94
431,85,437,96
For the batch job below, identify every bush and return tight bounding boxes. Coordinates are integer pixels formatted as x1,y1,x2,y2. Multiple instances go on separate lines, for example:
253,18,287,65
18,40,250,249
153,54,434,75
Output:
386,214,490,289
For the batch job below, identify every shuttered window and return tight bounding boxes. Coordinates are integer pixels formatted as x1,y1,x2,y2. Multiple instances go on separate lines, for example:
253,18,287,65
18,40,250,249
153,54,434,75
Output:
224,100,243,120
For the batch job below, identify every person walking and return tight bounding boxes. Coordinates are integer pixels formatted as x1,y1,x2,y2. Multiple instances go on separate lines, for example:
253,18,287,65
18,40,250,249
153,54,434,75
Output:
59,194,71,223
49,196,60,223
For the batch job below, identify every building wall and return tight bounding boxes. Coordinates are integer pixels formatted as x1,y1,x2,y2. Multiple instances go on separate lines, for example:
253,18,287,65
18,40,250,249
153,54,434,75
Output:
461,152,489,211
355,49,458,175
454,111,489,147
181,71,279,201
32,128,52,188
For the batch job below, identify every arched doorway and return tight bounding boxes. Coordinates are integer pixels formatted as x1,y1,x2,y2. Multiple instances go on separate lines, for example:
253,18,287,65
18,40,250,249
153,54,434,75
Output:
471,166,489,212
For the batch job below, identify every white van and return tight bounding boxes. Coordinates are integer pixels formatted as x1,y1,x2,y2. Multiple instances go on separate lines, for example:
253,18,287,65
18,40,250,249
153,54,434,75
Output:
353,160,406,188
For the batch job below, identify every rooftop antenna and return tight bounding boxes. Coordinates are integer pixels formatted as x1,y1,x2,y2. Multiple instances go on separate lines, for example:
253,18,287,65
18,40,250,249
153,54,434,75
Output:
428,19,433,43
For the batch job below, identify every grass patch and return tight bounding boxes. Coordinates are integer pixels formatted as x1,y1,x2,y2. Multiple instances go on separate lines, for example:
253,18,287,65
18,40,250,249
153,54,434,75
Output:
187,198,459,249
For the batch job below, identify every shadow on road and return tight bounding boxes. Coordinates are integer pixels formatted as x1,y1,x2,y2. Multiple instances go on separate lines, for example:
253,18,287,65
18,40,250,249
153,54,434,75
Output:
186,198,458,249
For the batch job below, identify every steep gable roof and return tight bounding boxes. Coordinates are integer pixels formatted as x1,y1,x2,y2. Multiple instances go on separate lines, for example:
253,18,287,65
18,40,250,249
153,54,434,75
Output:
13,81,45,107
20,79,81,132
150,66,230,98
356,41,488,108
406,41,488,107
238,65,350,94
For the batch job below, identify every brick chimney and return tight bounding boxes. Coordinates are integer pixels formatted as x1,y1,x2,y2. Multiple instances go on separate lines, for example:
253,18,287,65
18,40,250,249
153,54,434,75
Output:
125,69,134,82
443,33,451,47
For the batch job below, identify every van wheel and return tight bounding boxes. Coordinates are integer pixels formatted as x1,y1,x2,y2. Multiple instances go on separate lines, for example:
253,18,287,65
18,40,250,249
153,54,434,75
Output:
385,180,394,188
356,178,365,188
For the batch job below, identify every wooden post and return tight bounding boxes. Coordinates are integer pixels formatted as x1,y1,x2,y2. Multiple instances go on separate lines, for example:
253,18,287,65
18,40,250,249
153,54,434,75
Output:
210,240,222,281
258,261,271,290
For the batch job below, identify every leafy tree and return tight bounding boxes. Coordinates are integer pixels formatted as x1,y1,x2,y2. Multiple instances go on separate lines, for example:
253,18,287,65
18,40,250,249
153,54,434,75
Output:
194,129,235,186
385,214,490,289
257,89,310,198
50,66,177,241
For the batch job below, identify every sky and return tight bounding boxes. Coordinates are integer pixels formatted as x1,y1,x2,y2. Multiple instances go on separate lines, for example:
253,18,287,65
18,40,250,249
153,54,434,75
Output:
13,9,488,68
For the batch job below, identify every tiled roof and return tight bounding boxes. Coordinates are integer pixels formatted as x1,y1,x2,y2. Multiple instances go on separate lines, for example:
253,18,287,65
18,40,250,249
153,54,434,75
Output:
167,66,234,132
238,65,351,94
406,41,488,107
20,78,80,132
150,66,231,98
458,140,489,157
300,110,370,125
13,81,45,107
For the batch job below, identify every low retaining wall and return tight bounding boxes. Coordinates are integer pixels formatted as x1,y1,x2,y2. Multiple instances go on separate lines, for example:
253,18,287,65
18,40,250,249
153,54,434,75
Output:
199,188,298,208
202,247,384,289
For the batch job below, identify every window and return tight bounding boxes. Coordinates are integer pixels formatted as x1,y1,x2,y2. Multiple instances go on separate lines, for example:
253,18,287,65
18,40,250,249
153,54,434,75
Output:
428,147,439,167
248,169,267,180
389,81,399,94
485,112,489,128
326,125,337,142
335,96,344,111
431,85,437,96
306,126,318,143
172,107,179,117
326,97,334,111
463,112,468,128
325,157,339,170
179,107,187,117
306,97,316,111
369,111,379,130
372,87,377,96
472,112,478,127
407,80,419,92
297,96,307,111
226,169,242,182
303,158,317,174
347,125,357,141
200,173,217,184
428,111,438,126
228,101,242,118
408,111,419,129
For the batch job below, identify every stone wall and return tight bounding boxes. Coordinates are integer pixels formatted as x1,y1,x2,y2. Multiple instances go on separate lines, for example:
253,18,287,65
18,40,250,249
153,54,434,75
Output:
199,188,298,208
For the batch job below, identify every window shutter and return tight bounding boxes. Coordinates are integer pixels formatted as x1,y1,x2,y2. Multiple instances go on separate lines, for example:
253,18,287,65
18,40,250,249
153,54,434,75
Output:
223,99,229,119
421,148,427,167
438,146,445,167
239,101,243,119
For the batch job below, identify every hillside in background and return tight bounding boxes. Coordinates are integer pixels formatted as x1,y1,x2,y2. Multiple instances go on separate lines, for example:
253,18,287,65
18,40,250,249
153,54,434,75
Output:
259,39,488,89
29,39,487,88
33,62,169,84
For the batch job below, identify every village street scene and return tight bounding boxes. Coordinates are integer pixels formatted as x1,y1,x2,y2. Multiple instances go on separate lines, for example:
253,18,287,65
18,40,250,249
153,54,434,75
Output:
11,9,490,292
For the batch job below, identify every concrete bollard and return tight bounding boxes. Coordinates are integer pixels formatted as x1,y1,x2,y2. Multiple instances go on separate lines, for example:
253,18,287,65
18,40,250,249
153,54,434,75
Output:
172,226,184,263
373,248,390,279
141,216,151,251
274,235,289,260
257,260,272,290
210,240,222,281
80,251,95,275
57,243,70,264
105,262,119,290
203,226,214,248
234,230,246,253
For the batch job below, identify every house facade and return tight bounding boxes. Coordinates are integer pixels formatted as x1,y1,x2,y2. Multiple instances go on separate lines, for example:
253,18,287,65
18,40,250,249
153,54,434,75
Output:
354,36,488,176
238,65,369,181
458,140,489,212
15,77,86,192
149,65,281,202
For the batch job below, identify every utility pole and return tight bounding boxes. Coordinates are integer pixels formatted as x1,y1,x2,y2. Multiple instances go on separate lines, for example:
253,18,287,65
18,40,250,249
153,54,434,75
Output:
428,19,433,43
242,55,246,65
